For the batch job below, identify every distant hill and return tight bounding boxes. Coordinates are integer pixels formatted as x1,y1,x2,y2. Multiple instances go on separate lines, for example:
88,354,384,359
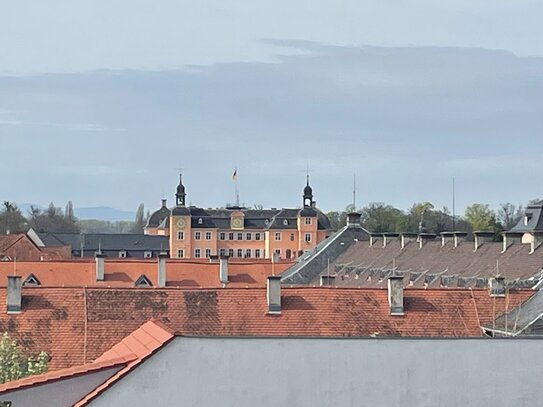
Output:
19,204,136,222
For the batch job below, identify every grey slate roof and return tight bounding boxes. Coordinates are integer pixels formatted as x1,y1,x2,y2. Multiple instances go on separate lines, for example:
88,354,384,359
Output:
37,233,169,256
281,224,370,284
146,205,171,228
483,287,543,336
168,207,331,230
509,201,543,233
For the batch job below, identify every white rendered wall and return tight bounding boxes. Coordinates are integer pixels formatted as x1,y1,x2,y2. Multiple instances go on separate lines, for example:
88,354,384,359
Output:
89,338,543,407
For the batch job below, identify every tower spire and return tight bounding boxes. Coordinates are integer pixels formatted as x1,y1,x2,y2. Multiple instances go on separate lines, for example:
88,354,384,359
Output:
176,170,186,207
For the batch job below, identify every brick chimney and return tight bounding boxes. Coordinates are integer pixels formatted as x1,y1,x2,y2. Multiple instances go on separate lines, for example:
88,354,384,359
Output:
7,276,22,314
267,276,282,314
157,252,168,288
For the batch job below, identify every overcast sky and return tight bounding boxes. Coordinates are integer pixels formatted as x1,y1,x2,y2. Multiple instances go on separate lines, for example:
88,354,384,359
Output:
1,1,542,214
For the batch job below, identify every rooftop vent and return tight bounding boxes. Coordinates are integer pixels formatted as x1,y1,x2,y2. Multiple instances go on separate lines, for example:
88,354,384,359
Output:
7,276,22,314
388,276,404,316
157,252,168,288
267,276,282,314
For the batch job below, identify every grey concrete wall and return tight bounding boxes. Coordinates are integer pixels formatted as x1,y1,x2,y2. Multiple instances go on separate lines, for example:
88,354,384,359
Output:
0,366,122,407
88,337,543,407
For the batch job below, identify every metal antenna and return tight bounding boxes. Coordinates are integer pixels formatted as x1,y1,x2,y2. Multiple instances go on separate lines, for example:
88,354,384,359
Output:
452,177,456,231
353,173,357,209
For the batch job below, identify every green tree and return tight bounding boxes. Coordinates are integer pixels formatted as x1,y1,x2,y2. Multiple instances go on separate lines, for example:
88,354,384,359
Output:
497,203,523,231
28,203,80,233
0,332,48,384
361,202,403,233
464,204,496,231
65,201,75,222
131,203,146,233
0,202,28,234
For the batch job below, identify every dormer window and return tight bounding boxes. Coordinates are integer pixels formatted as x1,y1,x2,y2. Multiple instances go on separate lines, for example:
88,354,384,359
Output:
134,274,152,287
118,250,127,258
143,251,153,259
23,274,41,287
525,214,533,226
283,219,288,226
198,218,203,225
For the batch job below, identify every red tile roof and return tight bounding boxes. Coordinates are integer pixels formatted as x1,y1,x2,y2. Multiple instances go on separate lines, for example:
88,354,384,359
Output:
0,287,533,371
0,259,293,288
0,320,173,400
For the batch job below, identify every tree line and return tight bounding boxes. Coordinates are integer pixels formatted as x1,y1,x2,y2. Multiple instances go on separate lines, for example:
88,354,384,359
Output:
0,201,149,234
326,201,532,238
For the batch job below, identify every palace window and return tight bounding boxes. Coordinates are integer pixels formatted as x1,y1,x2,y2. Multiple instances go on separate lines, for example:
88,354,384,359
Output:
255,249,261,258
177,249,184,258
228,249,234,258
255,232,261,241
275,232,281,241
219,248,226,257
177,231,184,240
245,249,251,258
237,249,243,258
219,232,226,240
290,233,295,241
237,232,243,240
274,249,281,255
305,233,311,242
305,217,312,225
205,231,212,240
194,248,201,258
246,232,252,241
205,248,211,258
228,232,234,240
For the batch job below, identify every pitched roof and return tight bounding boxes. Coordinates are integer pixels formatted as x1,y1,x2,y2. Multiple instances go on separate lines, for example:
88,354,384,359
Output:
0,286,533,371
0,320,173,402
291,237,543,288
0,233,70,261
37,233,169,253
0,259,293,288
509,202,543,233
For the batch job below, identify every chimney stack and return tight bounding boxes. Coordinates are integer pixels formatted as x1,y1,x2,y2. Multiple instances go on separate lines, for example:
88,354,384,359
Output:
95,252,105,281
346,212,362,228
320,274,336,286
388,276,404,315
489,277,506,297
157,252,168,288
400,233,417,249
267,276,282,314
473,231,494,251
272,251,280,263
7,276,22,314
219,256,229,284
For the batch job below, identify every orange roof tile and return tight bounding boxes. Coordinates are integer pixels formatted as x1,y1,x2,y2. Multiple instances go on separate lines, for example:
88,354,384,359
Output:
0,286,534,373
0,258,293,288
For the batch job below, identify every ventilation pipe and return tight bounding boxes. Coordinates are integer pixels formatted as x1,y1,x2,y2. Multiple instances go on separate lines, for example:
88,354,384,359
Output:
7,276,22,314
267,276,282,314
157,252,168,288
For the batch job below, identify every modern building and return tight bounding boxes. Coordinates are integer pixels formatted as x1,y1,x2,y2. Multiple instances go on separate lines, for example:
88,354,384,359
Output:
145,175,333,260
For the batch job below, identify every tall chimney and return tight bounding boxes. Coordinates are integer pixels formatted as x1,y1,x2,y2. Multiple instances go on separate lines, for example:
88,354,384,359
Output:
387,276,404,315
346,212,361,228
95,252,105,281
267,276,282,314
219,256,229,284
7,276,22,314
157,252,168,288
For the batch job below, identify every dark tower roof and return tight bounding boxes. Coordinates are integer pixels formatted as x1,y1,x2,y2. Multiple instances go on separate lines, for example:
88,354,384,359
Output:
176,173,187,207
303,175,313,196
177,174,186,194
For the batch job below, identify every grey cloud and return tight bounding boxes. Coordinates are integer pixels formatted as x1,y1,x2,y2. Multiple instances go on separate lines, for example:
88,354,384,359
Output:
0,43,541,212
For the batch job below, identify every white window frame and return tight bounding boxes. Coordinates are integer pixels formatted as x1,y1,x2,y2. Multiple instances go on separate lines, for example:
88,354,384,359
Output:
228,249,234,258
205,231,212,240
245,249,251,258
205,248,212,258
290,233,295,241
305,233,311,242
219,232,226,240
255,249,261,258
228,232,234,240
274,232,281,241
219,248,226,257
237,248,243,258
177,231,184,240
305,217,312,225
237,232,243,241
177,249,184,258
194,231,201,240
246,232,252,241
194,248,201,258
255,232,261,241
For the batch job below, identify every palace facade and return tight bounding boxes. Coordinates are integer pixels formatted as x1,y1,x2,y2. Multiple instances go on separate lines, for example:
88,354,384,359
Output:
145,176,333,260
